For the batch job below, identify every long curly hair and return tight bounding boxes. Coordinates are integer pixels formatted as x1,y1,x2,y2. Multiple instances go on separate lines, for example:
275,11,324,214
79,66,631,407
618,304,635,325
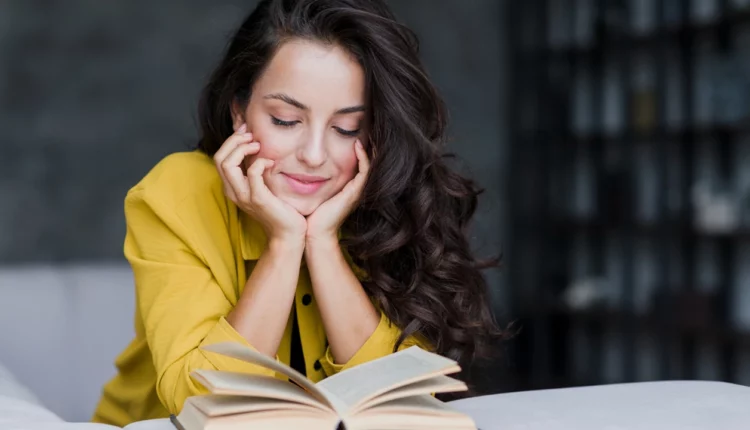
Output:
196,0,510,367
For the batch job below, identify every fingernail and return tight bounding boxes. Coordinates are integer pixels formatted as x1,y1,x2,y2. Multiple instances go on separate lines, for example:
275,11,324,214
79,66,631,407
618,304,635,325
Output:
238,123,247,133
356,140,363,148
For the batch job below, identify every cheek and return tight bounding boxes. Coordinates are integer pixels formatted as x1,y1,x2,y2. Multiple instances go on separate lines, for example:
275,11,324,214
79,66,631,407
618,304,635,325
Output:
254,142,286,161
246,116,289,162
245,140,288,184
241,134,288,176
335,149,359,182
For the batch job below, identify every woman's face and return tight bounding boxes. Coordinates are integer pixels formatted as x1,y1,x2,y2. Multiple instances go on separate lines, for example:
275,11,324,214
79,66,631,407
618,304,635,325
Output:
233,39,367,216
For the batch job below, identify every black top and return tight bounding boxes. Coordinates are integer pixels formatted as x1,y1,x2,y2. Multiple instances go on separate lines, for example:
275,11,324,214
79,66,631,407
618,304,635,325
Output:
289,303,306,377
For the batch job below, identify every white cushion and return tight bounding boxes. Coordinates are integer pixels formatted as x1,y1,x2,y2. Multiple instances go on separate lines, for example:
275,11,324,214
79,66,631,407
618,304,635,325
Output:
0,359,124,430
0,359,42,407
0,264,136,422
0,358,64,427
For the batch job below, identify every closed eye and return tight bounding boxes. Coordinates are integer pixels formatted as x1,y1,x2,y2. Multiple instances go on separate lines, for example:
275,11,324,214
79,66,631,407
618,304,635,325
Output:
334,126,360,137
270,116,299,127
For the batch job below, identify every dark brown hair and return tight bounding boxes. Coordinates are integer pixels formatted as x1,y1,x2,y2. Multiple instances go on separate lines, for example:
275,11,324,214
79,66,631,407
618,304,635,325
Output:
197,0,510,367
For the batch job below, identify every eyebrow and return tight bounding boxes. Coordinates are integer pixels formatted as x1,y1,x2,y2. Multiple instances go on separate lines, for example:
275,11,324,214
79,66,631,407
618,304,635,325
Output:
264,93,366,115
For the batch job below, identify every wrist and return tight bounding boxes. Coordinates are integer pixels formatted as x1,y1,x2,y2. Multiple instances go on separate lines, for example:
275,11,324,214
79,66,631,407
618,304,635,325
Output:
305,233,340,251
267,236,306,255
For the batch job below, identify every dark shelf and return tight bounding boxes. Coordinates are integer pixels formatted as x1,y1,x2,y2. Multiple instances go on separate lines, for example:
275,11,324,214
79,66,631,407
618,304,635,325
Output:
525,304,750,348
545,217,750,240
507,0,750,391
518,122,750,146
538,9,750,60
491,370,599,393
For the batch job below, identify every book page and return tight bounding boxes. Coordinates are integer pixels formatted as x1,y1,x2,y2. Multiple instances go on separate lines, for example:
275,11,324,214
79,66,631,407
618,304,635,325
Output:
200,342,340,412
123,418,178,430
366,394,464,415
191,369,327,411
186,394,330,417
212,410,337,430
316,346,460,413
352,374,467,414
346,395,476,430
178,403,338,430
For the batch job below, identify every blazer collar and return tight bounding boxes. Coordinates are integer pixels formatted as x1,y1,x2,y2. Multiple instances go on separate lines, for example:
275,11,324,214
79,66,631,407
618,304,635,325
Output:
239,211,267,261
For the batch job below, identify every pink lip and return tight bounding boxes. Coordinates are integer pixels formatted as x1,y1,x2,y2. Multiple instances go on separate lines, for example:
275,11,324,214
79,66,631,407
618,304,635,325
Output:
282,173,329,195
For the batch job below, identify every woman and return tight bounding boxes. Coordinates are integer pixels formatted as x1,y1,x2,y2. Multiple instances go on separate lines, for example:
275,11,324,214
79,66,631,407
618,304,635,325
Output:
92,0,505,425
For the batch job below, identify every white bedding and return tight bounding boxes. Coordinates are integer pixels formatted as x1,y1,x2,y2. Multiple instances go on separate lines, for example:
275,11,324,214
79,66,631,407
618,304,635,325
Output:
0,360,60,428
0,360,121,430
0,363,43,409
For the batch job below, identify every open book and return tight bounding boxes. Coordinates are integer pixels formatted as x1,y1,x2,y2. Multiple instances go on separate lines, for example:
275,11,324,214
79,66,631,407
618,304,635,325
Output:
170,342,476,430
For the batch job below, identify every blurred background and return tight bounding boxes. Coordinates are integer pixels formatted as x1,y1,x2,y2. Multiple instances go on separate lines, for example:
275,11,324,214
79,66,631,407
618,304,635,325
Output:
505,0,750,394
1,0,749,422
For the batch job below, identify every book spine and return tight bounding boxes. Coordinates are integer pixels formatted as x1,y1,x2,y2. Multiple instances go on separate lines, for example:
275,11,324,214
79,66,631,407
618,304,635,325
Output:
169,414,187,430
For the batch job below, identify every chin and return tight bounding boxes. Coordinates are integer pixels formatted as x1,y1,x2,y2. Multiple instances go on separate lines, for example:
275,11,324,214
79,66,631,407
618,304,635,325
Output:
284,197,321,217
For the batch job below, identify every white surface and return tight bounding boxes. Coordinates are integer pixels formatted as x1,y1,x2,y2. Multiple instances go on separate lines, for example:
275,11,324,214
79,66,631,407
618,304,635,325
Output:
0,364,157,430
0,264,136,422
0,358,63,429
450,380,750,430
0,396,65,429
0,359,43,407
19,380,744,430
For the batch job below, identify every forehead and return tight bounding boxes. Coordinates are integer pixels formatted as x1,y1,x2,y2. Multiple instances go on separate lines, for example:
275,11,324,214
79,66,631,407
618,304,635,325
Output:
253,39,366,107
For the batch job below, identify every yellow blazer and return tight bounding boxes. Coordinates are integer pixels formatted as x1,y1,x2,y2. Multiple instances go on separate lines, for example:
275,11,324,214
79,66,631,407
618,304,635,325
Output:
92,151,424,426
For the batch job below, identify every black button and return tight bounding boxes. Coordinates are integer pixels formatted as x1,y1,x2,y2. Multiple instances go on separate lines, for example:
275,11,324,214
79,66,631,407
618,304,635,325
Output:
302,294,312,306
314,360,322,371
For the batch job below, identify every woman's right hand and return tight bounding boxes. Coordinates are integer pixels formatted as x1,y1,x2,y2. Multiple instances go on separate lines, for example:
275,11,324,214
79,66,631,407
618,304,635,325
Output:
214,123,307,246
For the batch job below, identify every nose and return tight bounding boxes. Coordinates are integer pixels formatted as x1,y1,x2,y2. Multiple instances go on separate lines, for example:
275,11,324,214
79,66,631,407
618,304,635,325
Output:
297,130,327,168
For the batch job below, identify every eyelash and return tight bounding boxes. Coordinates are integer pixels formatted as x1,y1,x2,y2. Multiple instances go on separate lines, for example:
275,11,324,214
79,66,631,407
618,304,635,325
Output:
270,116,298,128
270,116,360,137
336,127,360,137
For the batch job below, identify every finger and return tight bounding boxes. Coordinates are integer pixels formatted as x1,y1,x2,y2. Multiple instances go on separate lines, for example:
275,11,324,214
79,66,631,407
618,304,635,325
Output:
331,140,369,204
222,141,261,170
350,140,370,187
246,158,276,205
220,141,261,183
354,140,370,177
341,173,366,201
222,142,261,202
217,139,251,201
214,131,254,165
214,126,253,166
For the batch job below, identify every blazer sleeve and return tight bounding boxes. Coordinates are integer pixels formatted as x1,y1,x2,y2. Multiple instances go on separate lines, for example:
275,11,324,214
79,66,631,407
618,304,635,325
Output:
123,187,277,414
318,309,432,376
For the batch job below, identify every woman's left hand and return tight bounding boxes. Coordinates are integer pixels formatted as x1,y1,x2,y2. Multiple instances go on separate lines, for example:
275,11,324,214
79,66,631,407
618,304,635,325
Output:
306,140,370,244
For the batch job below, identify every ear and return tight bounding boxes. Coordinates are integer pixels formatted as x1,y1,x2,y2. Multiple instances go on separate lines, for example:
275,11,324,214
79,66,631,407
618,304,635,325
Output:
230,99,247,132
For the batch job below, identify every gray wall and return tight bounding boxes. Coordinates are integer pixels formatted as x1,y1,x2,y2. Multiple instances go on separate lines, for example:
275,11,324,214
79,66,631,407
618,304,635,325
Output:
1,1,246,262
0,0,509,304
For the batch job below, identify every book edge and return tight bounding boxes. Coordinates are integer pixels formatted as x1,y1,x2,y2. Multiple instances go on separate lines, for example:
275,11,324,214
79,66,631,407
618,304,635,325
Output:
199,342,339,411
169,414,186,430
